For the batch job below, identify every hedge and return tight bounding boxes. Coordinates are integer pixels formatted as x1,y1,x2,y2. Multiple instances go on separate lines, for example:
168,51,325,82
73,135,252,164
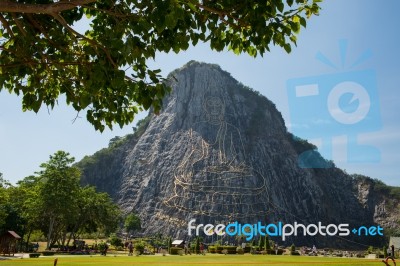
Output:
170,247,183,255
222,246,237,254
42,251,56,256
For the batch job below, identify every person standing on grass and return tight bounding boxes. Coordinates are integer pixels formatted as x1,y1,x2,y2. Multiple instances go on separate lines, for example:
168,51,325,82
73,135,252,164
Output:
200,243,205,255
103,243,108,256
184,241,191,255
128,241,133,256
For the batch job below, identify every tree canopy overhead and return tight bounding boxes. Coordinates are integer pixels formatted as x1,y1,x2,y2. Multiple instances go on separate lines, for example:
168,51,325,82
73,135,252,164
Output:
0,0,321,131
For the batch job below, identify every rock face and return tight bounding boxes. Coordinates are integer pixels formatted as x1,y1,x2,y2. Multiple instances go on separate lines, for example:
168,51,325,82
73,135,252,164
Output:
79,61,399,247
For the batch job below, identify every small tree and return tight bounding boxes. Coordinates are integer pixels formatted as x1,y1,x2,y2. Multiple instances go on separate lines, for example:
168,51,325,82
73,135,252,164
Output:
235,235,245,246
290,243,296,255
168,237,172,254
36,151,81,250
265,235,271,251
258,236,265,251
195,237,201,254
367,246,374,254
124,213,141,236
134,241,145,254
109,234,123,248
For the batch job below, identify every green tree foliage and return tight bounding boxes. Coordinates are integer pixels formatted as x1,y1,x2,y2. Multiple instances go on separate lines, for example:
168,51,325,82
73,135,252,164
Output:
35,151,81,249
0,0,322,131
265,235,271,251
13,176,43,249
0,175,44,251
109,233,123,247
258,235,265,250
64,186,121,246
352,174,400,200
0,151,121,250
167,236,173,253
287,132,317,154
124,212,141,235
194,236,200,254
0,173,11,232
0,175,27,239
291,243,295,253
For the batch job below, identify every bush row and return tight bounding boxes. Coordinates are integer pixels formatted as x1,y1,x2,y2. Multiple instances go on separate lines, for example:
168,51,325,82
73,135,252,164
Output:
207,246,284,255
170,247,183,255
208,246,240,254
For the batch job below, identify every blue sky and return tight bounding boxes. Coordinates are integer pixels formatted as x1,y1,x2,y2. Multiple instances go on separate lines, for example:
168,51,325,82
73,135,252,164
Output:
1,0,399,186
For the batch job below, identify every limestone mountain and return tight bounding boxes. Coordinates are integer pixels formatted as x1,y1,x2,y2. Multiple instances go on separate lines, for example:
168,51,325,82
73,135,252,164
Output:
77,61,400,248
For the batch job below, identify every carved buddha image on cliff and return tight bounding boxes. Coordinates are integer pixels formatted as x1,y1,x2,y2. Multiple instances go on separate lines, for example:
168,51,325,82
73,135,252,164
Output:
165,93,268,219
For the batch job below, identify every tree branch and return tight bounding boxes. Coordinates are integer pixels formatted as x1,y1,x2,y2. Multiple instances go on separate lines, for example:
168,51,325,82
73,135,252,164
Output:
50,12,118,68
194,2,247,29
0,61,94,68
25,13,84,57
81,4,137,19
11,13,27,37
0,0,96,14
0,13,15,38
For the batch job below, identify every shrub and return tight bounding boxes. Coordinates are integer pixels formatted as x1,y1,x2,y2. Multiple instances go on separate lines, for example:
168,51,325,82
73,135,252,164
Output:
269,248,284,255
216,246,224,254
29,253,40,258
367,246,373,254
97,242,108,253
41,251,55,256
134,241,145,254
109,234,123,248
208,246,216,253
236,247,244,255
194,237,201,254
29,230,46,242
170,247,183,255
290,244,297,255
221,246,237,254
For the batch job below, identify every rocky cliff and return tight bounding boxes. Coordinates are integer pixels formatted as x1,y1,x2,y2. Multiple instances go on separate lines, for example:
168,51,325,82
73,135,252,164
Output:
78,61,400,248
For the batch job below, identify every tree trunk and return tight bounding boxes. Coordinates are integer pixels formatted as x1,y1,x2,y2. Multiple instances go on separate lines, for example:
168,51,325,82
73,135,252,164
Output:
46,217,55,250
25,229,32,251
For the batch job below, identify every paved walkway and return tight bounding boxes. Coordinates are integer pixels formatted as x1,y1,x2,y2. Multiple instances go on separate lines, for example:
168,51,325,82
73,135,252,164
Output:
0,253,30,259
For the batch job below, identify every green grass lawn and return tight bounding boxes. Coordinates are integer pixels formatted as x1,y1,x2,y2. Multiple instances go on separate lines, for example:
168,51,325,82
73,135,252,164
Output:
0,254,392,266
